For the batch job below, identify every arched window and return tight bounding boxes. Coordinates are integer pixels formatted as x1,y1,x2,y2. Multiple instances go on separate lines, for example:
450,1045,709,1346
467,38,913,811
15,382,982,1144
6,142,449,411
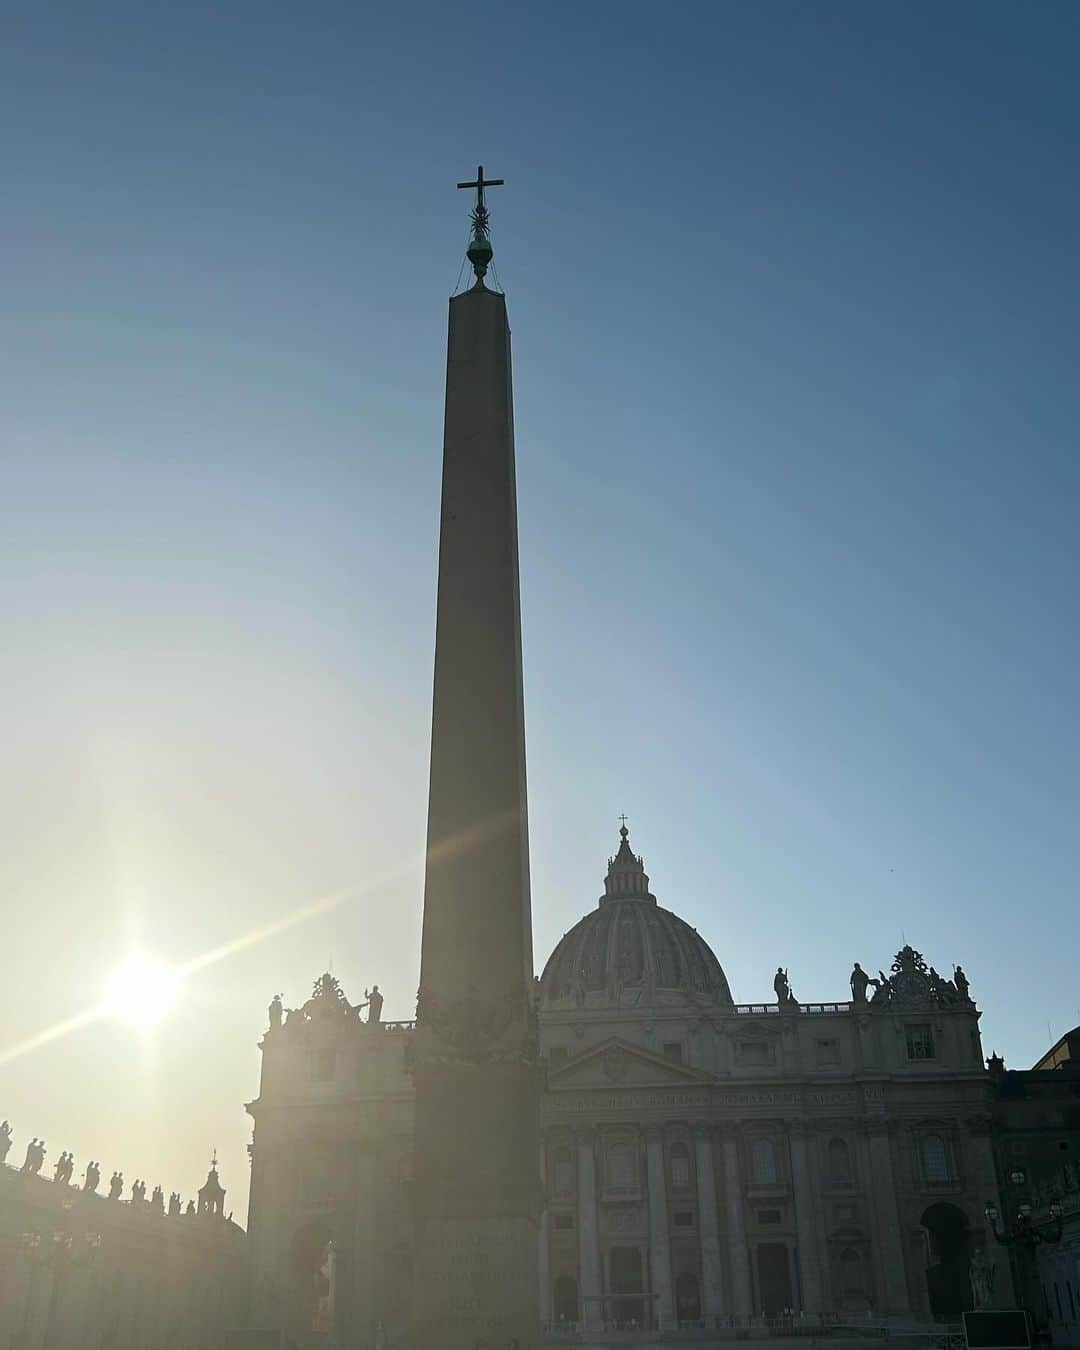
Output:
751,1138,778,1186
670,1141,691,1192
553,1146,574,1197
828,1137,852,1183
921,1133,949,1183
607,1139,637,1191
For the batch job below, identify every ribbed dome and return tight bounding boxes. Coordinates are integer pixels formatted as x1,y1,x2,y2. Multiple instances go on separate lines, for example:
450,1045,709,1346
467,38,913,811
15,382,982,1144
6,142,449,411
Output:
539,826,734,1007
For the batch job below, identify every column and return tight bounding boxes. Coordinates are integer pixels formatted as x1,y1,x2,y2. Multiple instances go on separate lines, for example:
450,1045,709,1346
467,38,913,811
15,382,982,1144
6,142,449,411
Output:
576,1128,602,1329
719,1127,753,1319
694,1123,726,1320
538,1136,551,1326
863,1119,911,1314
788,1123,825,1314
645,1126,674,1328
350,1138,376,1343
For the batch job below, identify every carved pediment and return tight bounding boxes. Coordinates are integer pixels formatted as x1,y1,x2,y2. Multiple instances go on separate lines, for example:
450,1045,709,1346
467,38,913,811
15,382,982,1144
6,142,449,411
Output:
547,1036,713,1090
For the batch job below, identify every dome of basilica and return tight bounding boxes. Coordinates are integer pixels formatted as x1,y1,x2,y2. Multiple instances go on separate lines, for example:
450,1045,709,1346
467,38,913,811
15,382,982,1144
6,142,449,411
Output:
539,825,734,1008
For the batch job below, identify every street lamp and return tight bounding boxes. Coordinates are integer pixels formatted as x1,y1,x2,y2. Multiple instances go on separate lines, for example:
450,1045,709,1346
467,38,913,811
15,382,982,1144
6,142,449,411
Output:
985,1200,1064,1248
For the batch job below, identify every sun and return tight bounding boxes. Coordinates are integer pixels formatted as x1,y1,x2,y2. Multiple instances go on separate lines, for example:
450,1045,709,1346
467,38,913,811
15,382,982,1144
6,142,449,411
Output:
103,953,181,1027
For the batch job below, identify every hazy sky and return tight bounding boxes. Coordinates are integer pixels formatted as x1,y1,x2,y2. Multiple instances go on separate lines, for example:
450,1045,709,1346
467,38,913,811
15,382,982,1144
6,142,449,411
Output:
2,2,1078,1223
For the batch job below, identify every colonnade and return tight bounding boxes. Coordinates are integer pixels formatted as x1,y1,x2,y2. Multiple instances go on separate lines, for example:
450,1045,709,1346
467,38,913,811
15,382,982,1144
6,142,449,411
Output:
544,1119,911,1327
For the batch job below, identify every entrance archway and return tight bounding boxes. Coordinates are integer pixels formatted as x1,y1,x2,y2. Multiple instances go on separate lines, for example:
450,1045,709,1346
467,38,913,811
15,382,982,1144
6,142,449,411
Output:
921,1203,972,1321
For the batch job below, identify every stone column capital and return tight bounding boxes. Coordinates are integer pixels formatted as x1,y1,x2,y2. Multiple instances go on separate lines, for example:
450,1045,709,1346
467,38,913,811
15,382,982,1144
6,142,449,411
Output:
643,1123,666,1146
574,1124,597,1148
785,1118,817,1141
692,1120,715,1143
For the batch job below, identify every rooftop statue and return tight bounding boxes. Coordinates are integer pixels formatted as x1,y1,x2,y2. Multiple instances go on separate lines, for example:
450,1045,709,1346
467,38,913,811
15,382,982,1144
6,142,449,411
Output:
21,1138,45,1174
108,1171,123,1200
850,962,870,1003
954,964,971,1001
83,1161,101,1193
360,985,384,1027
773,967,799,1010
151,1184,164,1214
168,1191,181,1217
268,993,283,1031
0,1120,11,1164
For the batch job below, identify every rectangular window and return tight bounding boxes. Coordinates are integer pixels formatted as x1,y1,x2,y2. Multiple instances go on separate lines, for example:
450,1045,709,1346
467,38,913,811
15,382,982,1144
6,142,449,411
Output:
737,1040,772,1067
662,1042,683,1063
906,1024,936,1061
758,1209,782,1225
834,1204,857,1224
553,1213,574,1231
816,1039,840,1066
607,1140,637,1192
673,1211,694,1227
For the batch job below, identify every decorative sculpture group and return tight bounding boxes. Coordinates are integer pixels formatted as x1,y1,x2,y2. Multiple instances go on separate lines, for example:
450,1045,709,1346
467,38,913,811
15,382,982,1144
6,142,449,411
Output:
761,948,974,1012
3,1121,220,1222
847,946,973,1008
267,974,385,1033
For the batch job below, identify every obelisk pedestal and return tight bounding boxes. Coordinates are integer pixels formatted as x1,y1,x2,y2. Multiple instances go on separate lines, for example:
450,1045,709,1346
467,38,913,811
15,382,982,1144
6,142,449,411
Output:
410,207,541,1350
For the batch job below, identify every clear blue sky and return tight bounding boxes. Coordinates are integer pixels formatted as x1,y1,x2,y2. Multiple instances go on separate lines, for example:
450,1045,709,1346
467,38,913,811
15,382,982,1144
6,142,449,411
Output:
2,2,1078,1219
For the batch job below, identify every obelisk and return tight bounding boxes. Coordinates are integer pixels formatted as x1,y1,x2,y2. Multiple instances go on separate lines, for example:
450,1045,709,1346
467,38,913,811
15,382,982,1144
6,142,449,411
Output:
410,170,541,1350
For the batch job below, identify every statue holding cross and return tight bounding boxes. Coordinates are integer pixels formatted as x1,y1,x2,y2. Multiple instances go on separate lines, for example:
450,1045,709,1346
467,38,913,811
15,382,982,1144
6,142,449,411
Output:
457,165,504,285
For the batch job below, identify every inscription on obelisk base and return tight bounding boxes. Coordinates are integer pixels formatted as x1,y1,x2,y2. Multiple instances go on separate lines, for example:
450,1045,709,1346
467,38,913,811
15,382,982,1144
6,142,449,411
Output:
414,1218,537,1345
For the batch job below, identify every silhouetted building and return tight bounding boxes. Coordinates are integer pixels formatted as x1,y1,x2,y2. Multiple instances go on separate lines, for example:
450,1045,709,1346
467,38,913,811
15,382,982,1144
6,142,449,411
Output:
0,1155,245,1350
988,1031,1080,1346
245,827,1008,1343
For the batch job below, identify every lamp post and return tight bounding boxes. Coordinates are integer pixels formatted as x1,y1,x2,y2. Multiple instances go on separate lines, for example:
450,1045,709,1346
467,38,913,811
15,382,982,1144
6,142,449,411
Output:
984,1187,1063,1319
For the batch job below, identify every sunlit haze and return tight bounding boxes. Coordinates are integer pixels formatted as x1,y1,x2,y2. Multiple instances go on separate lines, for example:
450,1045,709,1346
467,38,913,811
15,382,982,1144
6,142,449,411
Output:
2,2,1078,1226
103,954,181,1028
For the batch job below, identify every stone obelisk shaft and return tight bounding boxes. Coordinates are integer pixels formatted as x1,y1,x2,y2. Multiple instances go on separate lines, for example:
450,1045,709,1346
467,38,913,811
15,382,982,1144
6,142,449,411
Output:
411,285,540,1350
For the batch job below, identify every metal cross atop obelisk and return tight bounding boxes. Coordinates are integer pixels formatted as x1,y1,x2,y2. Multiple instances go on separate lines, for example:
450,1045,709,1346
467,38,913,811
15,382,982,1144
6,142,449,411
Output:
457,164,504,284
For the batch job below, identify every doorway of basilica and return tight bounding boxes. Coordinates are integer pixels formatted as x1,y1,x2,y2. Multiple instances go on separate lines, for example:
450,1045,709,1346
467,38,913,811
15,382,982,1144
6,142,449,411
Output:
921,1203,973,1321
609,1246,646,1327
757,1243,794,1314
553,1274,579,1325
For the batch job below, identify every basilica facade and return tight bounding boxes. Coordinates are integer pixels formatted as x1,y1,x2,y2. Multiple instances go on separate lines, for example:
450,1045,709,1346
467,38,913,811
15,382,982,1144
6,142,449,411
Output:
245,825,1005,1344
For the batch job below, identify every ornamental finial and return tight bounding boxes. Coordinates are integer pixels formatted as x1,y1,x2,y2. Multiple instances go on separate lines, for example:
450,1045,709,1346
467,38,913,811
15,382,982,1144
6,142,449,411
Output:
457,165,504,286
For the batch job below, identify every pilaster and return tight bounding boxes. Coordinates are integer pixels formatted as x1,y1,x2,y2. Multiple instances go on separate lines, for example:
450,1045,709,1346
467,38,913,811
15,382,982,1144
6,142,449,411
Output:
718,1125,753,1318
861,1117,911,1314
576,1127,602,1328
787,1121,824,1313
694,1122,726,1319
645,1125,674,1327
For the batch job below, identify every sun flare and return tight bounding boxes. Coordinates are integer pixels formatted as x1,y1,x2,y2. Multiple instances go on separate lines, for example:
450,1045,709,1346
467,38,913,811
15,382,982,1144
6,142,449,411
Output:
103,953,181,1027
